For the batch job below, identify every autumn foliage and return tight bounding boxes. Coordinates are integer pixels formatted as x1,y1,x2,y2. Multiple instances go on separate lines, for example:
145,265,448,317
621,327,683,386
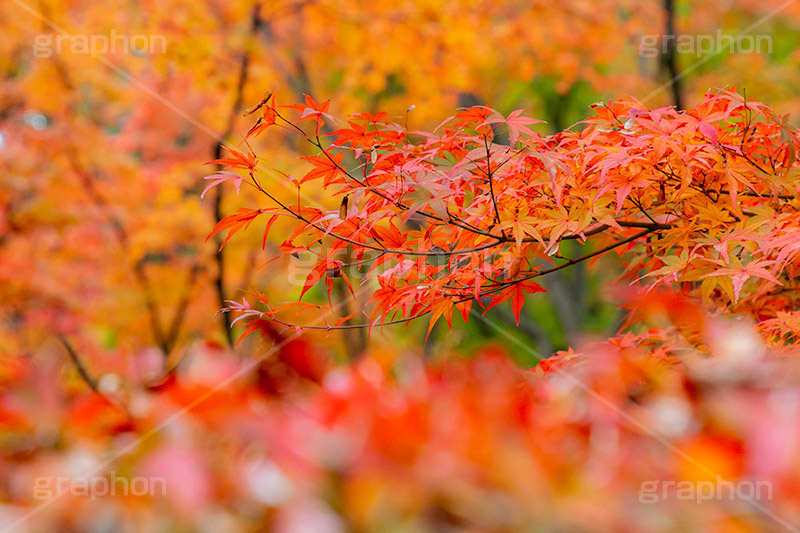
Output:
214,89,800,352
8,1,800,531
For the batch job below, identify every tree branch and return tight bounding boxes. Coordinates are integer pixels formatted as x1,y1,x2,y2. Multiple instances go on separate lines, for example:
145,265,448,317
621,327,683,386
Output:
211,3,265,347
661,0,684,110
58,335,132,420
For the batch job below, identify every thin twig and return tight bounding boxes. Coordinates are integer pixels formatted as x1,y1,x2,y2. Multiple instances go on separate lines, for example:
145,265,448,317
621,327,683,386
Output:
58,335,133,420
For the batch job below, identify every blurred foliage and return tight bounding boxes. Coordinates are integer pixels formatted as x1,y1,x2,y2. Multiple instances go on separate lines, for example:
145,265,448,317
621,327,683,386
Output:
2,0,800,530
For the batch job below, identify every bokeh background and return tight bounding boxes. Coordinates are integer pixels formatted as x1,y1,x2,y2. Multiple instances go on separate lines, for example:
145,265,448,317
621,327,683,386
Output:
2,0,800,531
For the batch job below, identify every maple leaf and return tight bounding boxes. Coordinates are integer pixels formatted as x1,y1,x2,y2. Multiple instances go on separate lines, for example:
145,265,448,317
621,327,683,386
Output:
206,208,263,250
222,298,263,326
329,122,374,149
697,120,719,147
371,221,407,249
701,259,782,303
487,109,544,146
300,151,345,185
205,146,257,170
426,298,454,341
351,111,389,123
215,89,800,340
448,106,495,135
482,280,546,325
285,94,335,134
201,171,244,199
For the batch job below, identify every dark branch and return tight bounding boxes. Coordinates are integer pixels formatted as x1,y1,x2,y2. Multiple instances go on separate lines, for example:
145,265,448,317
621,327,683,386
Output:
211,3,265,347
